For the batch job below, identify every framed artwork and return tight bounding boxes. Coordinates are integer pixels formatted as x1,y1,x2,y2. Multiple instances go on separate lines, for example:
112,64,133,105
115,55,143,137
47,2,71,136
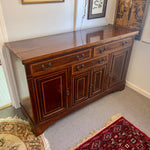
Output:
88,0,108,19
22,0,64,4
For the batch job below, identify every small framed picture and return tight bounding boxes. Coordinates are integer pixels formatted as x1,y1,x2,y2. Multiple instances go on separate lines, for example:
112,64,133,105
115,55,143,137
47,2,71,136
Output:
88,0,108,19
22,0,64,4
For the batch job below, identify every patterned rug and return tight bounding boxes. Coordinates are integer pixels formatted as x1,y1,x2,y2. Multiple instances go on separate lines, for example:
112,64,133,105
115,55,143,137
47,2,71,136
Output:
0,116,50,150
70,114,150,150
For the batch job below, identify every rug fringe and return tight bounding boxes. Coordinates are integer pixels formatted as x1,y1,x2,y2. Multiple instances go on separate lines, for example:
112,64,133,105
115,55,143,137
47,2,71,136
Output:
42,134,51,150
68,113,122,150
0,115,29,125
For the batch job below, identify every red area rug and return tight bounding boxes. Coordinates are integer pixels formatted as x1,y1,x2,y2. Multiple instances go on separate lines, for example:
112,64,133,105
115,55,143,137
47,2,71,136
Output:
71,116,150,150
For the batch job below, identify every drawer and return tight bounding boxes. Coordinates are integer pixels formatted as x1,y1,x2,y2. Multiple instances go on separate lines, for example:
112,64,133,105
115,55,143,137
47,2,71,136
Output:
30,49,91,75
94,38,133,57
72,56,107,74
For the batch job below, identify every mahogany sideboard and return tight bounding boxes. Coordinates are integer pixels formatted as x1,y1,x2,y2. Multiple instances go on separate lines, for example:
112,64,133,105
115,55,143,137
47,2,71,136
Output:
6,25,138,136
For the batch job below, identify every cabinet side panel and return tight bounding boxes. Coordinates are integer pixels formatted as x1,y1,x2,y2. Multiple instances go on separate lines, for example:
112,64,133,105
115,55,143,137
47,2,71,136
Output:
10,51,34,122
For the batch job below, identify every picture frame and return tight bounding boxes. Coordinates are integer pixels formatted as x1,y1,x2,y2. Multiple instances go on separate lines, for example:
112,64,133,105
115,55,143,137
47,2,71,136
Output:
88,0,108,19
22,0,64,4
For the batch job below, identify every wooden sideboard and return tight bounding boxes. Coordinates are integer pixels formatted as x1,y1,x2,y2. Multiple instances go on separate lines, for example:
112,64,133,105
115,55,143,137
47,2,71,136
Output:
6,25,138,136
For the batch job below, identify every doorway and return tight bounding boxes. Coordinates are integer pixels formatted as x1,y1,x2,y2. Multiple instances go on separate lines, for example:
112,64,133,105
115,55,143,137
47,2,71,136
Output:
0,60,11,109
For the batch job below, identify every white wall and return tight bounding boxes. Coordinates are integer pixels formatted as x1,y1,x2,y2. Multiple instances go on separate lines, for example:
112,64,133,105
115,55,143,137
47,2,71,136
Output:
141,4,150,43
1,0,74,41
1,0,116,41
126,3,150,99
75,0,116,30
127,41,150,99
0,2,20,108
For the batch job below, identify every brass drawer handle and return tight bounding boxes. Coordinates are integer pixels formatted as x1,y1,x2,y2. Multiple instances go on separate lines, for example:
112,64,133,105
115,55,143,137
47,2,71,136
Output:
77,64,84,71
77,54,85,60
122,41,129,46
109,71,112,77
98,58,106,64
41,62,52,71
99,47,106,53
90,83,93,89
99,48,103,53
66,88,70,96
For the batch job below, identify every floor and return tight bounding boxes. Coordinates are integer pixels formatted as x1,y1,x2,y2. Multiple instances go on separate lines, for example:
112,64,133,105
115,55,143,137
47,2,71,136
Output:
0,87,150,150
0,65,11,108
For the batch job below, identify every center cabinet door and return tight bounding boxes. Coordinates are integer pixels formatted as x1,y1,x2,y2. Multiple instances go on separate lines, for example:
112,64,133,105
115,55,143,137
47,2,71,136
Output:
72,71,91,106
34,69,68,121
89,65,107,97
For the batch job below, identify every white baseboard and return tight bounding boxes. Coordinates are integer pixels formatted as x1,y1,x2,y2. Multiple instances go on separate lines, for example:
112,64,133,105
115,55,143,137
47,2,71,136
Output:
126,81,150,99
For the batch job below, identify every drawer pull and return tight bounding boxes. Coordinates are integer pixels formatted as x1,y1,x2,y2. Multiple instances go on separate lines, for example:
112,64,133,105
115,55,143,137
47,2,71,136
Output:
109,71,112,77
77,64,84,71
77,54,85,60
41,62,52,71
66,88,70,96
90,84,93,89
98,58,106,64
99,47,106,53
122,41,129,46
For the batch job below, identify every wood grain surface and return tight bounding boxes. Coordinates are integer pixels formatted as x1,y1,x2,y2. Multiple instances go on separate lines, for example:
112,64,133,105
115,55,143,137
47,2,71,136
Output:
6,25,138,64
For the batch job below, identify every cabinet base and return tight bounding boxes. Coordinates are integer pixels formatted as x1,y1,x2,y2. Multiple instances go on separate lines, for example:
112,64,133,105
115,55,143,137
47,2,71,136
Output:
21,82,125,136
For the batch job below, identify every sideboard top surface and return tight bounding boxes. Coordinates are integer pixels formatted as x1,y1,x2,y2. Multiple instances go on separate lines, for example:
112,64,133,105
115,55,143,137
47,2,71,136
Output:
6,25,138,64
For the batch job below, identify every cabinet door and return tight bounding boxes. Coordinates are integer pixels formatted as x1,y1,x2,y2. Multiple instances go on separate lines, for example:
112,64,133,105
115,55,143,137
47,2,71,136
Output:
90,65,107,97
109,49,130,88
72,71,90,106
35,69,68,121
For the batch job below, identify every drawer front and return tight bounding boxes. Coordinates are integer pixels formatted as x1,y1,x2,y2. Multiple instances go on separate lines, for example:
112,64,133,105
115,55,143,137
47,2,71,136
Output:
31,49,91,75
94,38,133,57
72,56,107,74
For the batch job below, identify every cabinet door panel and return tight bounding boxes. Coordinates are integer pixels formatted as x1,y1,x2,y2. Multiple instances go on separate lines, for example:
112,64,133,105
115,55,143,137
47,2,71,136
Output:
90,65,107,97
72,71,90,105
109,49,129,88
35,69,68,121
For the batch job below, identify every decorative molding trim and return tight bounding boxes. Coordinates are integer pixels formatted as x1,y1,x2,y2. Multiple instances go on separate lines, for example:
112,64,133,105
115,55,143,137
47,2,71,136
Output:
0,4,8,46
0,2,20,108
0,103,12,110
126,81,150,99
73,0,78,31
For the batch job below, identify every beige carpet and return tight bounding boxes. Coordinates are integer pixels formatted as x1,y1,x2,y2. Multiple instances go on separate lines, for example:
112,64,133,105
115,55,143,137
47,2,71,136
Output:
69,113,122,150
44,87,150,150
